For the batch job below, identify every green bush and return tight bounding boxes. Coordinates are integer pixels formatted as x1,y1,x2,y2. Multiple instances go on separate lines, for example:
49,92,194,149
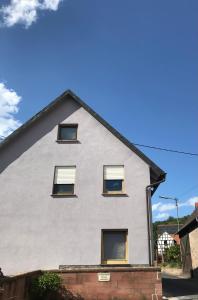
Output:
164,244,181,264
30,272,62,299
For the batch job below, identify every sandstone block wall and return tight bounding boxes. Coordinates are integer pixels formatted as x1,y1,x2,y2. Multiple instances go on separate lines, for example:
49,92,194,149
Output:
58,267,162,300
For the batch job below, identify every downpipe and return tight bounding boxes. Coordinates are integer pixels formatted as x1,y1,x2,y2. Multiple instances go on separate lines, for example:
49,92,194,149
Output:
146,177,166,266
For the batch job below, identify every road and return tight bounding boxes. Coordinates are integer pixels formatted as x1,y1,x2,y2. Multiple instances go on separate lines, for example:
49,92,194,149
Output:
162,273,198,299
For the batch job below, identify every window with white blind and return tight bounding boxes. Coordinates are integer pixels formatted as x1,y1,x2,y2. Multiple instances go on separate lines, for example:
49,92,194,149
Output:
53,166,76,195
102,230,128,264
103,165,125,194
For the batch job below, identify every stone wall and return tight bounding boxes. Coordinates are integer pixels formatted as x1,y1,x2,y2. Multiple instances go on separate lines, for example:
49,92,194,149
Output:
0,270,42,300
0,267,162,300
57,266,162,300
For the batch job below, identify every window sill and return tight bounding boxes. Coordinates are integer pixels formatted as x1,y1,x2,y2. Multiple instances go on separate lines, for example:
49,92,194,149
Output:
56,140,80,144
102,193,128,197
51,194,77,198
101,260,129,265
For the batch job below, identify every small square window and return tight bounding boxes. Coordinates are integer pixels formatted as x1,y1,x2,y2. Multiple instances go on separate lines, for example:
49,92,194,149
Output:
53,166,76,195
58,124,78,141
103,166,125,194
102,230,128,264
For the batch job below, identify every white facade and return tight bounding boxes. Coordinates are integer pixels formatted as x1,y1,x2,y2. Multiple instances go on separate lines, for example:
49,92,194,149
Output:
157,232,175,254
0,91,165,275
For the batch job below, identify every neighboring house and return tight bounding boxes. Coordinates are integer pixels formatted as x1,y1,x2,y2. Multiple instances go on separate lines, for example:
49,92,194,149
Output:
157,225,181,255
178,203,198,277
0,90,166,275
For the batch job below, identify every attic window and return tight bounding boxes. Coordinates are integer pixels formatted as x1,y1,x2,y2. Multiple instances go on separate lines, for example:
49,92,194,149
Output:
58,124,78,141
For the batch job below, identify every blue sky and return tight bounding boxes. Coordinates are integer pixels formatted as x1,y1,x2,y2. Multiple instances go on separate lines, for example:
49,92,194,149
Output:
0,0,198,221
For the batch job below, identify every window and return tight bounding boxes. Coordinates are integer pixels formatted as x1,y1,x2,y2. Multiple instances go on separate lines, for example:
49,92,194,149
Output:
103,165,125,194
102,230,128,264
53,166,76,195
58,124,78,141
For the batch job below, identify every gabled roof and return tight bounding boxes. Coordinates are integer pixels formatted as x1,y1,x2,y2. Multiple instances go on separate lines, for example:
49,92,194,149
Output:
157,224,182,235
0,90,166,183
158,231,174,240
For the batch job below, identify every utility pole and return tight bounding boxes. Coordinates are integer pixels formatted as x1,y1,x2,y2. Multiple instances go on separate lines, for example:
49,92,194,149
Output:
159,196,180,231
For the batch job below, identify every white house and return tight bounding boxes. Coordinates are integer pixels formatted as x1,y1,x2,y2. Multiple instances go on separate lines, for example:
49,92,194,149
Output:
0,90,166,275
157,232,176,254
157,224,179,255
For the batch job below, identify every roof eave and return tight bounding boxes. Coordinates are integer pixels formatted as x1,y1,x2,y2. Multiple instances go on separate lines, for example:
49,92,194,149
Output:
177,210,198,237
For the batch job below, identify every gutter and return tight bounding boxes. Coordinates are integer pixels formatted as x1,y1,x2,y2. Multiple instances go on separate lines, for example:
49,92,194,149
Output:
146,175,166,266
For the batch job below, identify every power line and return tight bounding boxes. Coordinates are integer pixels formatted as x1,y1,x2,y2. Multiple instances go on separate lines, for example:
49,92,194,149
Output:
0,133,197,156
178,184,198,198
132,143,198,157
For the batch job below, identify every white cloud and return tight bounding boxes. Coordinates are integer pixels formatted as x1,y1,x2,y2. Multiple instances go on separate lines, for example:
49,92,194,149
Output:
155,213,170,220
152,202,176,212
181,197,198,208
152,202,161,212
152,196,198,219
41,0,62,10
0,82,21,138
0,0,63,28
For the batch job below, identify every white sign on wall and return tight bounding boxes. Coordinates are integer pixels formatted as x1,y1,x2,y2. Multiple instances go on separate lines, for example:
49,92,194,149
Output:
98,273,111,282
